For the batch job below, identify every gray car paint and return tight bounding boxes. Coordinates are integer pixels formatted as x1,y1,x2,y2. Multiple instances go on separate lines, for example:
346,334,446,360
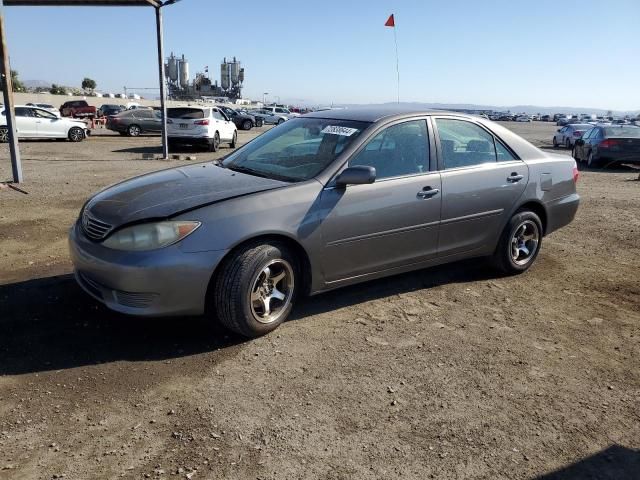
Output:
70,107,579,317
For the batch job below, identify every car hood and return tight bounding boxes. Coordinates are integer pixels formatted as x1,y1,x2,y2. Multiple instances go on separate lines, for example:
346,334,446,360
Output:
84,163,288,229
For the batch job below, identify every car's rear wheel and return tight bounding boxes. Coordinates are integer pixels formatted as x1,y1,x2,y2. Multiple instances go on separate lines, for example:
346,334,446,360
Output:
493,210,542,274
242,119,252,130
213,242,298,337
0,127,8,143
128,124,141,137
209,132,220,152
230,130,237,148
68,127,85,142
277,118,284,125
552,137,558,148
565,138,571,149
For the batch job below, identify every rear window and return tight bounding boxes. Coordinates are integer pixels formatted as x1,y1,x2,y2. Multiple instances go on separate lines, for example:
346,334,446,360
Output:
573,124,592,130
604,127,640,137
167,108,206,119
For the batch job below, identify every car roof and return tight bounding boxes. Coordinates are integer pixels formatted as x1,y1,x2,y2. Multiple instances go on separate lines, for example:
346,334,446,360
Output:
303,105,468,122
569,124,593,128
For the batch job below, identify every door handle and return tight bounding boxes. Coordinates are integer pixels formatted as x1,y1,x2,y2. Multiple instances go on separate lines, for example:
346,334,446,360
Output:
417,187,439,199
507,173,524,183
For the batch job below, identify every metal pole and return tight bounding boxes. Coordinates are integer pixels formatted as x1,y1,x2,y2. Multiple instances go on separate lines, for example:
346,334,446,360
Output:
155,6,168,159
0,1,22,183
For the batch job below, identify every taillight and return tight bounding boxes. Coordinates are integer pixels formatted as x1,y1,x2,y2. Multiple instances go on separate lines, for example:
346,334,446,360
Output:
194,119,210,126
572,162,580,183
599,139,619,148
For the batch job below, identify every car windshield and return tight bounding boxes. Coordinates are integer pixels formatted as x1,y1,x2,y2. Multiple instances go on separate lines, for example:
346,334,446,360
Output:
222,117,369,182
36,104,54,108
167,107,206,119
604,126,640,137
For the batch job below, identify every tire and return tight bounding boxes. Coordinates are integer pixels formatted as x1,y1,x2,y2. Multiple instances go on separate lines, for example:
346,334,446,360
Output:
213,242,299,337
128,124,141,137
552,137,558,148
230,130,237,148
0,127,8,143
242,119,252,130
493,210,543,275
587,151,600,168
68,127,85,142
277,118,284,125
209,132,220,152
565,139,571,149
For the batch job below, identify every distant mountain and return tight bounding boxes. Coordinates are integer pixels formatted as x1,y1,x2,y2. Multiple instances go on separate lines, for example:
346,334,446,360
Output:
23,79,51,89
337,101,639,117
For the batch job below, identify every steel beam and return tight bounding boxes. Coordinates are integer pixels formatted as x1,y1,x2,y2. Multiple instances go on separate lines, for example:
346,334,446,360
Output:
155,5,168,159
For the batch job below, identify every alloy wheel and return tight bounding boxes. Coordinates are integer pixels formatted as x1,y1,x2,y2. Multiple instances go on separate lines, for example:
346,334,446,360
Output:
510,220,540,266
0,128,8,142
249,259,294,324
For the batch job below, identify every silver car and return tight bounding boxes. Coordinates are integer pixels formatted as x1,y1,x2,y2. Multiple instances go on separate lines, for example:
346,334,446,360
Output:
69,107,580,337
553,123,592,149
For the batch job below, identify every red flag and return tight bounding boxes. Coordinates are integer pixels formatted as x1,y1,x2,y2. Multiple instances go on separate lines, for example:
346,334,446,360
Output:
385,14,395,27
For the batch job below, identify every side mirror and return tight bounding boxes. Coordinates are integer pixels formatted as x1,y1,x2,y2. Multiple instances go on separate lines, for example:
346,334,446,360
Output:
335,166,376,187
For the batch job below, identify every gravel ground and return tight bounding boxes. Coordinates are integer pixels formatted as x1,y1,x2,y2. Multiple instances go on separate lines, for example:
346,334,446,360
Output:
0,121,639,480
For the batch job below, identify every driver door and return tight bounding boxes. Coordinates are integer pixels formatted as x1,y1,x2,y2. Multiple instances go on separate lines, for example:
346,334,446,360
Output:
32,108,66,137
319,119,441,283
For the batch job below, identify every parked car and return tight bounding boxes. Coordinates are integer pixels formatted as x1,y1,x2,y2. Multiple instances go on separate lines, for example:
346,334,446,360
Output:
25,103,61,117
262,105,300,117
217,105,263,130
540,115,552,122
498,114,514,121
98,104,124,117
60,100,97,119
553,124,592,148
250,109,289,125
0,105,89,142
515,116,532,122
167,106,237,151
106,109,162,136
69,107,579,338
573,125,640,167
556,117,571,126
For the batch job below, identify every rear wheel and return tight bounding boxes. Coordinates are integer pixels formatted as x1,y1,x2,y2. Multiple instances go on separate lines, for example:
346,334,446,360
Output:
0,127,8,143
552,137,558,148
209,132,220,152
565,138,571,149
242,119,252,130
213,242,298,337
277,118,284,125
493,210,542,274
230,130,237,148
587,151,600,168
128,124,141,137
68,127,85,142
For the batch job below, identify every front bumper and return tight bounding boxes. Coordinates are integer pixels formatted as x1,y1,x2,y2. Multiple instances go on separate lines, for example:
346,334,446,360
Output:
69,222,228,317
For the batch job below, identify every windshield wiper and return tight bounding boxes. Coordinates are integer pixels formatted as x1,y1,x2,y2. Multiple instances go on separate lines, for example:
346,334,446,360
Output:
226,165,272,179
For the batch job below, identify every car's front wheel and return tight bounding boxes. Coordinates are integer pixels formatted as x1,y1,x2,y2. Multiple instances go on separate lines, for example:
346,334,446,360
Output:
277,118,284,125
213,242,298,337
552,137,558,148
587,151,600,168
565,138,571,149
209,132,220,152
68,127,85,142
242,119,252,130
0,127,8,143
493,210,542,274
230,130,237,148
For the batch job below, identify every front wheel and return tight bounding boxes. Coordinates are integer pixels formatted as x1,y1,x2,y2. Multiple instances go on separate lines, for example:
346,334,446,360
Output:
230,130,237,148
552,137,558,148
565,139,571,149
213,242,298,337
0,127,8,143
277,118,284,125
587,151,600,168
242,119,252,130
68,127,85,142
493,210,542,274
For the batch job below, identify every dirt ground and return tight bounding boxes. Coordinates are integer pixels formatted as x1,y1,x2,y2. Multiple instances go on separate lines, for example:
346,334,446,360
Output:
0,121,639,480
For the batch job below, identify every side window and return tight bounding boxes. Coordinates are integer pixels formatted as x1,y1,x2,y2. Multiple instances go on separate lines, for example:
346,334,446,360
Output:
134,110,153,119
583,128,594,139
212,109,225,121
33,109,56,119
15,107,32,117
349,120,429,180
435,118,497,169
495,140,517,161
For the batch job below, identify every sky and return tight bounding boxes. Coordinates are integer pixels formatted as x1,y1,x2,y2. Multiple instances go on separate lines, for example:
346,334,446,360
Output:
3,0,639,110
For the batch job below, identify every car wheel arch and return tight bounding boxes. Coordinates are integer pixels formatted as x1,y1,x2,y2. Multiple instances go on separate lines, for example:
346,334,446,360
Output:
205,233,313,310
514,201,548,236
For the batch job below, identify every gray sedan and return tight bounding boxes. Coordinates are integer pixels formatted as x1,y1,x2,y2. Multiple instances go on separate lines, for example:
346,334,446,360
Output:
106,109,162,136
70,107,579,337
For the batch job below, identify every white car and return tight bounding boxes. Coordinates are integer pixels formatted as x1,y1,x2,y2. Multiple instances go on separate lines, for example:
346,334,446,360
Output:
26,102,61,117
261,106,300,118
515,115,532,122
167,106,237,152
0,105,89,142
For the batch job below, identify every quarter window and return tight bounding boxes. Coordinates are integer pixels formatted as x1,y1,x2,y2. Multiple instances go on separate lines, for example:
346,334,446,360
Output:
349,120,429,179
212,109,225,121
435,118,498,169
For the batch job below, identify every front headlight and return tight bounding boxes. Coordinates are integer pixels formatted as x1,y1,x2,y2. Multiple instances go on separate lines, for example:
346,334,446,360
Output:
103,221,201,251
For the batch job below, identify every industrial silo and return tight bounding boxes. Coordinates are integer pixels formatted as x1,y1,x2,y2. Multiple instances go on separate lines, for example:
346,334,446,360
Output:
238,68,245,84
179,55,189,88
220,61,230,90
230,57,240,86
167,53,178,83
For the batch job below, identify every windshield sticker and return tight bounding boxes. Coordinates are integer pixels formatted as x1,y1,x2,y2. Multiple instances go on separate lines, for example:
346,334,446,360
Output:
321,126,359,136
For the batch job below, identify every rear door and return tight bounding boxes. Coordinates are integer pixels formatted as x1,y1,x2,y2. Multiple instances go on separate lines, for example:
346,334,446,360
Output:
133,109,158,132
212,108,234,140
433,117,528,256
320,119,441,282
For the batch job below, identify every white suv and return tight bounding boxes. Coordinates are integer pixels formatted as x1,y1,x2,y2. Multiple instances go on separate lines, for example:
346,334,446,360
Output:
167,106,237,152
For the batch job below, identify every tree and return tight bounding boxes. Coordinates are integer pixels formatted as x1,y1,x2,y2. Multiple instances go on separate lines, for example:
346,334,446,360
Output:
81,77,96,91
50,84,67,95
10,70,25,92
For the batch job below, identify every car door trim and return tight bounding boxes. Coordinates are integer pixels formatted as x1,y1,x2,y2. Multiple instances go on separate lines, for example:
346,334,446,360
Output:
439,208,504,226
326,219,441,247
